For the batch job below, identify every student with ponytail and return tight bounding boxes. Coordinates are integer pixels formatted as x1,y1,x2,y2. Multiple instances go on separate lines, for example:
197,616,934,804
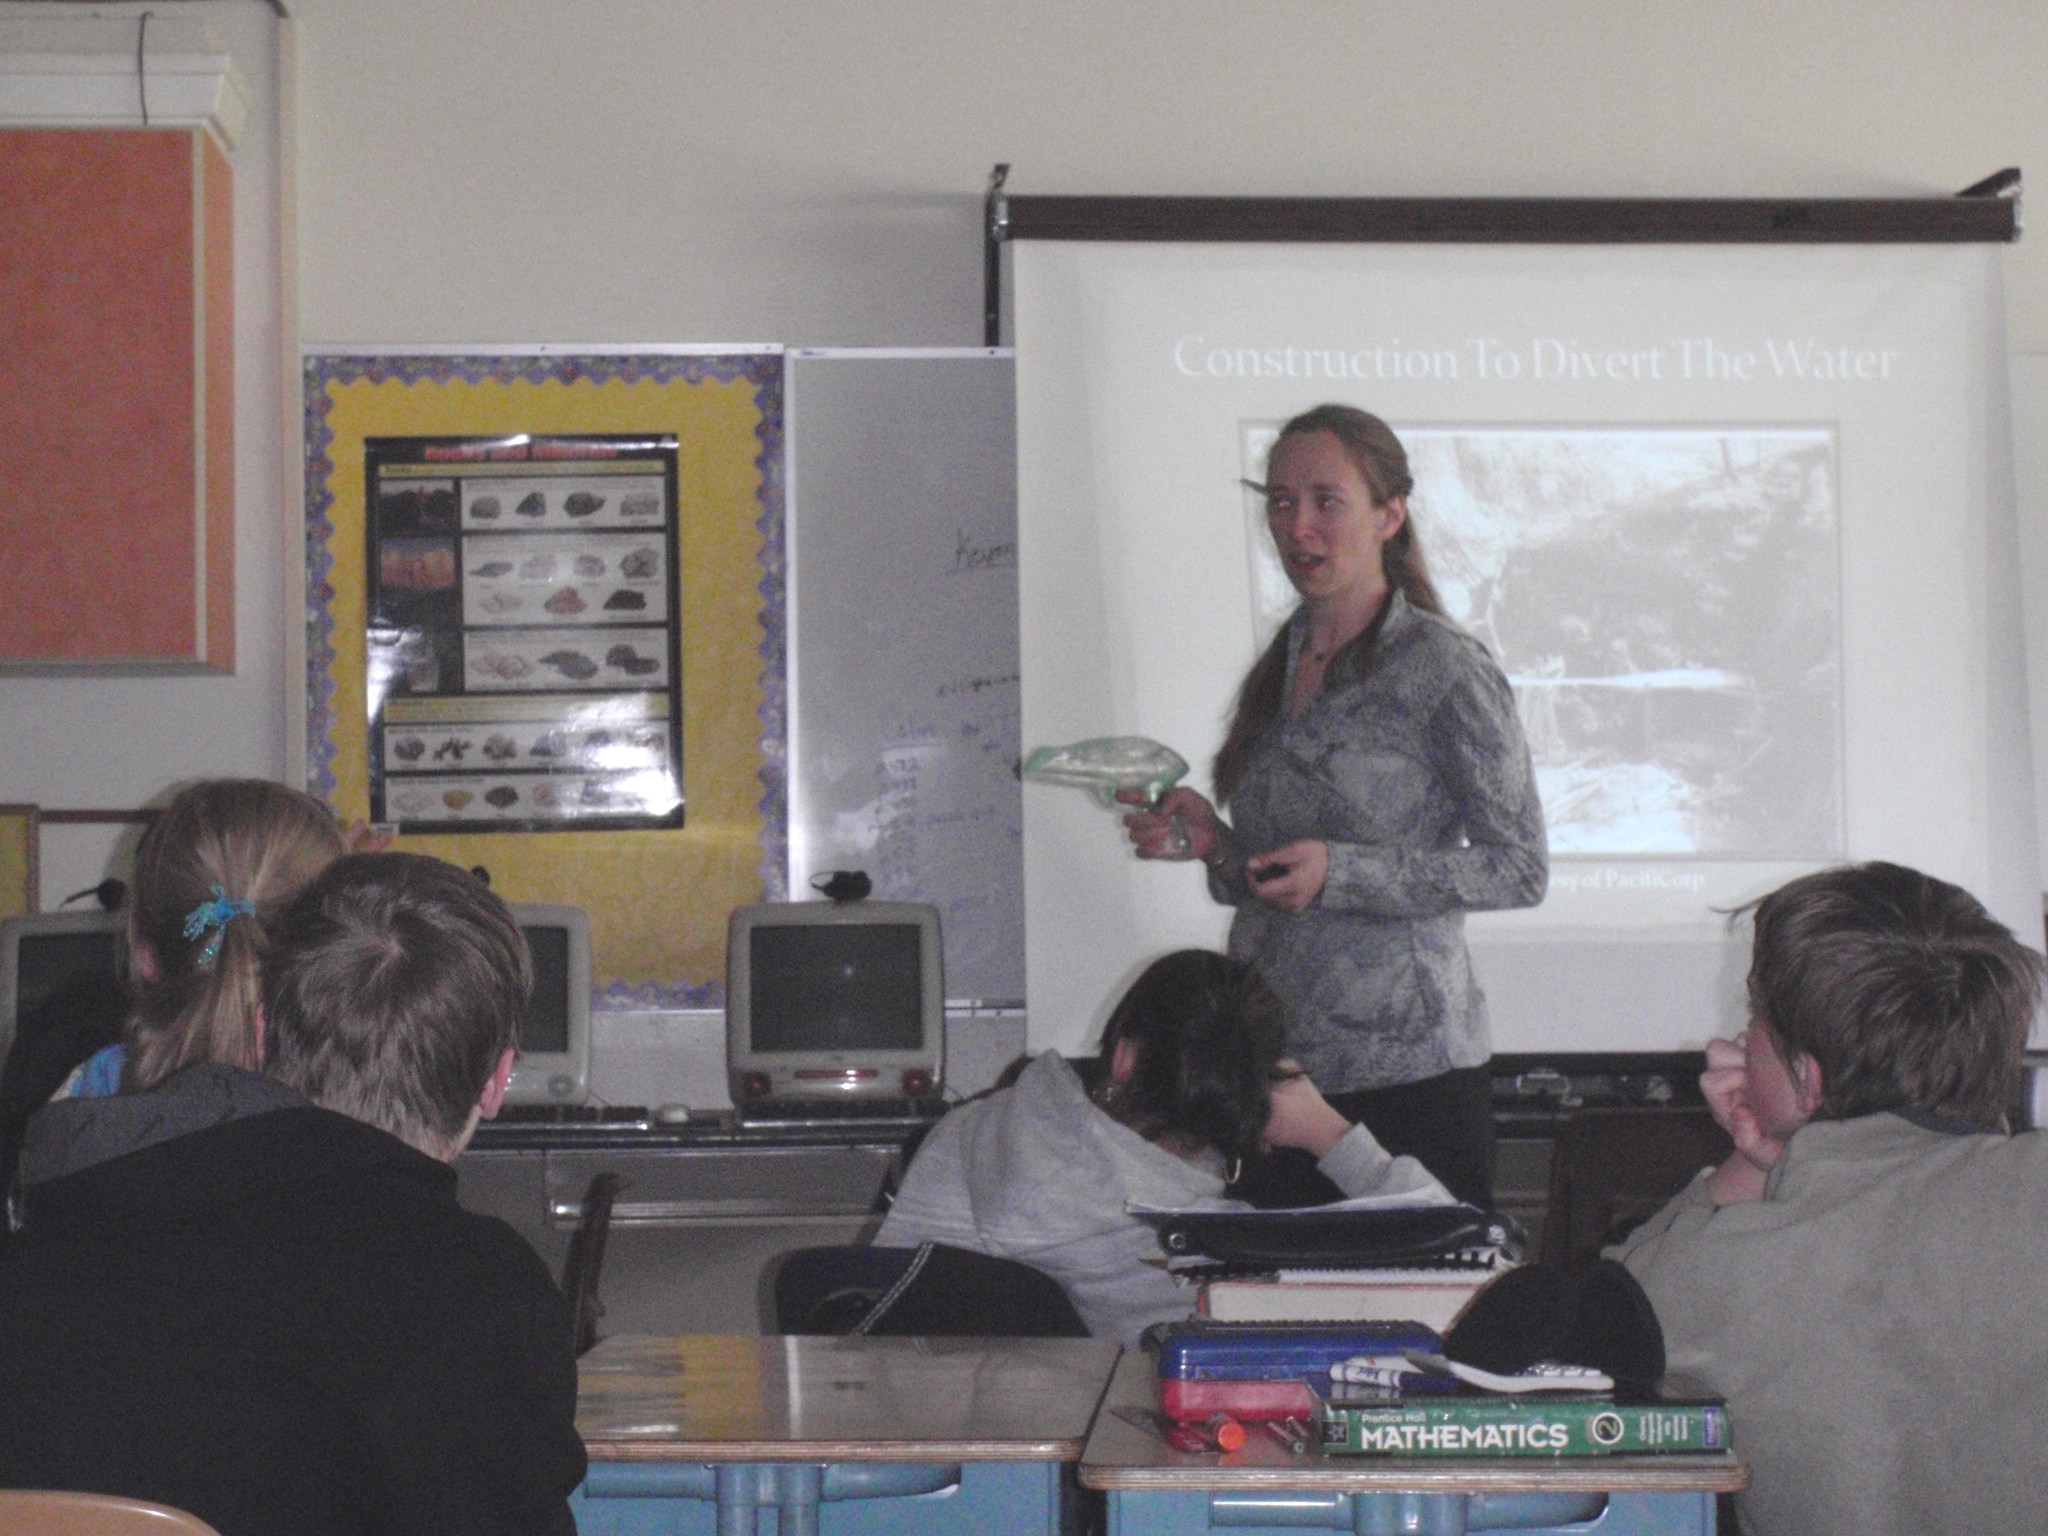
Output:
61,779,349,1097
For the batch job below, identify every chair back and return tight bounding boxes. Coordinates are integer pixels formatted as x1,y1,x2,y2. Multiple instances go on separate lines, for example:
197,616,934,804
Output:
775,1244,922,1333
560,1171,624,1356
0,1491,223,1535
1539,1107,1732,1268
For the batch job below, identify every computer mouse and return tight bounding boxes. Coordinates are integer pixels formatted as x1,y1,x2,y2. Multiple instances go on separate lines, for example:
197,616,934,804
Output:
653,1103,693,1126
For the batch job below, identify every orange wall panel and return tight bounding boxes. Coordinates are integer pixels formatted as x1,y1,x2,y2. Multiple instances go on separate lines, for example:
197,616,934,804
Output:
0,128,233,670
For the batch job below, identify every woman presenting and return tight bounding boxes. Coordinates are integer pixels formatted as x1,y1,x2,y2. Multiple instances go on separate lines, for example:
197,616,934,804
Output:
1124,405,1546,1207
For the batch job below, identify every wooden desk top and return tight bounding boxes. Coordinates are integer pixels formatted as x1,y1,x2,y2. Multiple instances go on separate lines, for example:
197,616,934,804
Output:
579,1335,1122,1464
1080,1354,1748,1495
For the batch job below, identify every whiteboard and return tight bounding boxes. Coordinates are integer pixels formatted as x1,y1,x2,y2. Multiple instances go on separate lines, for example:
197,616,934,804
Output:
787,350,1023,1004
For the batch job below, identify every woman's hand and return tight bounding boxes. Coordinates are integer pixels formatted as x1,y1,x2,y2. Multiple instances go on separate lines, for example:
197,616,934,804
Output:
1120,787,1223,862
1700,1034,1784,1205
1261,1064,1351,1158
1246,840,1329,911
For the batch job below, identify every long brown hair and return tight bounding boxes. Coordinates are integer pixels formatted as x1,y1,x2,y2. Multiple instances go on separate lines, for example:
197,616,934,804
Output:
1213,405,1443,804
122,779,347,1091
1095,951,1285,1163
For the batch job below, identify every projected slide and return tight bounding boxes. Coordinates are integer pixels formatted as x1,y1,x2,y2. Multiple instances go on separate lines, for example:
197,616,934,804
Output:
1243,425,1844,860
1015,239,2025,1053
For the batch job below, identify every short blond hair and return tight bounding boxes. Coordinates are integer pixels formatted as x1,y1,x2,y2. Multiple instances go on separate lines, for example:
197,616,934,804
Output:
1744,862,2044,1129
263,855,530,1155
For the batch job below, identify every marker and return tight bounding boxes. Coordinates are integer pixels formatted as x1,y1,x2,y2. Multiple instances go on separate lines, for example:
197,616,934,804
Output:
1204,1414,1248,1453
1137,1409,1246,1454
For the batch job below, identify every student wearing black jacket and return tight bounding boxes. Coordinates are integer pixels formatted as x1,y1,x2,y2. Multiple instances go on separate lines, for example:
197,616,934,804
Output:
0,854,586,1536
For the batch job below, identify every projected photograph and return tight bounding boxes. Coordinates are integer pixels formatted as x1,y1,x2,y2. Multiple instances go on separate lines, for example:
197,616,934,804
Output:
1244,425,1843,859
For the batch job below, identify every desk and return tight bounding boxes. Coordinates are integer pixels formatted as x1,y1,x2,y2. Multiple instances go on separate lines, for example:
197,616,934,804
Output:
1080,1356,1745,1536
572,1334,1121,1536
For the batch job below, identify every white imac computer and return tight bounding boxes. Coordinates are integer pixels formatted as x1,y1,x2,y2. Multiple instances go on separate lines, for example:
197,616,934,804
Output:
502,901,593,1106
725,899,945,1114
2021,1049,2048,1131
2,904,591,1106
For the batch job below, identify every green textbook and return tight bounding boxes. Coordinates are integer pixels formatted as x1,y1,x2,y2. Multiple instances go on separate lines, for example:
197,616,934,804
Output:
1317,1396,1728,1457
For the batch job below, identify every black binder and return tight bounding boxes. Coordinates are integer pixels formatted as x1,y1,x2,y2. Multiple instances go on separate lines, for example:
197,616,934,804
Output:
1136,1203,1518,1268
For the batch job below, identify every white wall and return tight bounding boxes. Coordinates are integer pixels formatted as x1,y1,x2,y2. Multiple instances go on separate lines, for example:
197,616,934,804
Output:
13,0,2048,914
286,0,2048,942
0,1,289,903
289,2,2048,347
2010,352,2048,904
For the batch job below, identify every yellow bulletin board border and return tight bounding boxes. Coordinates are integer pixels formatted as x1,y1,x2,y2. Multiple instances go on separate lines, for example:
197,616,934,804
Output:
0,804,38,921
304,352,785,1009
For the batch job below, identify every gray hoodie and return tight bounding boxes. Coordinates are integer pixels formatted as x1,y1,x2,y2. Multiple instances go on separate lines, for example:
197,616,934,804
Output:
875,1052,1453,1345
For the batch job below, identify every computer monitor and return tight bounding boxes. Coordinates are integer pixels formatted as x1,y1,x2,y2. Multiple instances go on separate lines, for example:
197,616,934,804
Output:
2020,1050,2048,1131
0,904,590,1105
503,901,592,1106
725,899,945,1108
0,908,129,1102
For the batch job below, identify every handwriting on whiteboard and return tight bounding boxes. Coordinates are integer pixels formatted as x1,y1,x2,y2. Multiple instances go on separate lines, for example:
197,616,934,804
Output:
952,530,1017,572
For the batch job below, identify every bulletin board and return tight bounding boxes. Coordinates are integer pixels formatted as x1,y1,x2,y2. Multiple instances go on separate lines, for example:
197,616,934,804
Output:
304,352,784,1006
0,804,37,921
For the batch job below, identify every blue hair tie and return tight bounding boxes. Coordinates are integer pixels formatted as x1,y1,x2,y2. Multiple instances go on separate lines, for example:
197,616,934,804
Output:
183,885,256,970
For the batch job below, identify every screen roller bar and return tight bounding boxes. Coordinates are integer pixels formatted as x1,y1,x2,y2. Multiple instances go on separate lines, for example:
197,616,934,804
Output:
1000,187,2019,245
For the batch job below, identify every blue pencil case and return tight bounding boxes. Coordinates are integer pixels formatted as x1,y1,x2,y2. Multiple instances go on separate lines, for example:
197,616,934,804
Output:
1156,1320,1445,1382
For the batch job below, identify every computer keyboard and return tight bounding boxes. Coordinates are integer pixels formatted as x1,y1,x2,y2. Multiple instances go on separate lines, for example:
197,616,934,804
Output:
737,1097,949,1126
481,1099,952,1136
492,1103,653,1130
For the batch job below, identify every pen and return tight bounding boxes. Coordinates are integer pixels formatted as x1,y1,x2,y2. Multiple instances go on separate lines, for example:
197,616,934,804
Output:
1265,1417,1311,1454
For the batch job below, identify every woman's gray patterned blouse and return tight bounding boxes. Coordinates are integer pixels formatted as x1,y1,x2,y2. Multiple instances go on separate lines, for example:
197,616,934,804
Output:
1209,593,1547,1092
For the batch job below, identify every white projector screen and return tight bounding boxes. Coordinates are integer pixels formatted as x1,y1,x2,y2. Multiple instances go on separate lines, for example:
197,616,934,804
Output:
1016,241,2038,1056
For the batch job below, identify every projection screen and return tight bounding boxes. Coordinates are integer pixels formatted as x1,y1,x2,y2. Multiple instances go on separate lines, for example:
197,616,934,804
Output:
1015,240,2036,1056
